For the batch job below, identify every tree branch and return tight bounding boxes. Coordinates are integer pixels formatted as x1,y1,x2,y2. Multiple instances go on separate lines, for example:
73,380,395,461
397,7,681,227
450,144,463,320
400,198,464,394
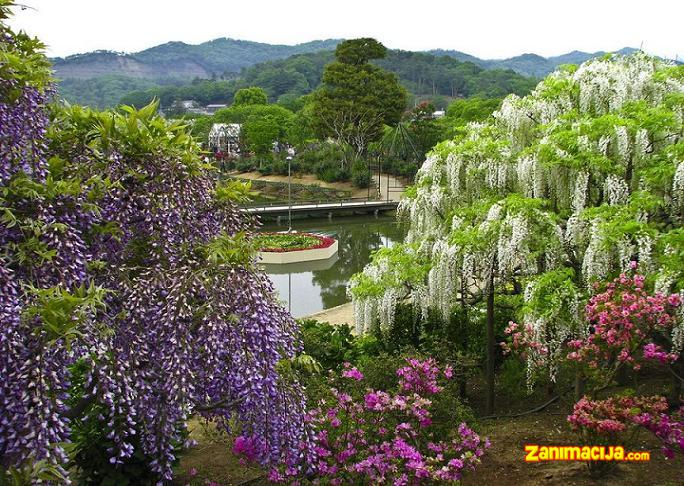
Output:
194,395,245,412
480,385,573,420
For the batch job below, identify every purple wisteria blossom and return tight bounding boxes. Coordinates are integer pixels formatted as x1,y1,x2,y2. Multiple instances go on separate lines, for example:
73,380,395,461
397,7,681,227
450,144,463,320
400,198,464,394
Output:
1,9,311,482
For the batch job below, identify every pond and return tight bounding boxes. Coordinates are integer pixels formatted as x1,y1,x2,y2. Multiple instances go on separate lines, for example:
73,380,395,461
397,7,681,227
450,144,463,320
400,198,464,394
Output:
260,214,406,318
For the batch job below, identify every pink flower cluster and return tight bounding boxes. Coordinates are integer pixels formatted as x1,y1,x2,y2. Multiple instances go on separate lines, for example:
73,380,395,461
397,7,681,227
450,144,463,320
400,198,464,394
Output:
501,321,549,367
567,268,681,370
265,359,489,484
632,405,684,459
341,362,364,381
568,395,669,435
232,435,266,466
396,358,450,395
569,395,683,458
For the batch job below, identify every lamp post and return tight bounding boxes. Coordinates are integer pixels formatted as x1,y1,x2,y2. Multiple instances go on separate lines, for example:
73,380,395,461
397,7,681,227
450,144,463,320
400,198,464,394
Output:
286,146,295,233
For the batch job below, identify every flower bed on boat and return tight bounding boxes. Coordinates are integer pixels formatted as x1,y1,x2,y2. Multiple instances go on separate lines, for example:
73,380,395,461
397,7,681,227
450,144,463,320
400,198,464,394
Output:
253,232,335,253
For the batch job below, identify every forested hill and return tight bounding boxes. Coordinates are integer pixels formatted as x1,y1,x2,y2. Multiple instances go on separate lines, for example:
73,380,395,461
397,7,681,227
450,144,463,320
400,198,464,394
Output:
82,49,536,109
54,38,654,108
51,38,343,80
428,47,641,77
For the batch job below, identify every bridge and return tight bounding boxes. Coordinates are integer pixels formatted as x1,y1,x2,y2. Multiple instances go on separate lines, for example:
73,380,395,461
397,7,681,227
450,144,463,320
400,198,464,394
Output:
241,198,399,219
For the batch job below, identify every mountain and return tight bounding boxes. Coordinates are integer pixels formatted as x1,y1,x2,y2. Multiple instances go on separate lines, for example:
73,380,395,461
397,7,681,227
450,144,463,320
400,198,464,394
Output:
115,49,537,111
51,38,343,81
52,37,674,108
428,47,644,78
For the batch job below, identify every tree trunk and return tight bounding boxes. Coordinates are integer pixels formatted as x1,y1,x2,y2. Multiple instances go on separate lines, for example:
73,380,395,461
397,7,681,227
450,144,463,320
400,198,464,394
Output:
669,358,683,408
459,280,469,399
574,369,586,402
485,273,495,415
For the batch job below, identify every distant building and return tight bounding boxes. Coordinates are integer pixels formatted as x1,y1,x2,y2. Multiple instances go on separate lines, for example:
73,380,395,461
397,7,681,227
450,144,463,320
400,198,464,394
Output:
432,110,446,119
178,100,199,109
208,123,241,157
205,104,228,114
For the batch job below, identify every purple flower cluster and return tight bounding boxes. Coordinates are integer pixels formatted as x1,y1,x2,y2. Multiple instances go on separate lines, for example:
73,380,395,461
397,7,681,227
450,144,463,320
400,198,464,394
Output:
261,359,489,484
632,405,684,459
1,17,311,482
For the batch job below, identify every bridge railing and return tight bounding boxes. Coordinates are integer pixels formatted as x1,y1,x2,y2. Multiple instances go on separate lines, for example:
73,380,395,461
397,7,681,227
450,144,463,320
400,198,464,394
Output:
240,196,385,209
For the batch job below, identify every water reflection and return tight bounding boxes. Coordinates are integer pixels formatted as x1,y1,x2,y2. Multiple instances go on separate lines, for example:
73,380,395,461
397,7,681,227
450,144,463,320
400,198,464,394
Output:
260,215,406,318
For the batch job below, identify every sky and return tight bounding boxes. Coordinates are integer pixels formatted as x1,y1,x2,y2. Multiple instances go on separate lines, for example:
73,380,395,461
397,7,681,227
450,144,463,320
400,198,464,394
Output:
8,0,683,61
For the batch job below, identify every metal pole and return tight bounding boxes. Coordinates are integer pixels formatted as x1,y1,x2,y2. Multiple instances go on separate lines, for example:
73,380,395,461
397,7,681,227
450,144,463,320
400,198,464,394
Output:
287,155,292,232
387,171,390,202
367,158,370,201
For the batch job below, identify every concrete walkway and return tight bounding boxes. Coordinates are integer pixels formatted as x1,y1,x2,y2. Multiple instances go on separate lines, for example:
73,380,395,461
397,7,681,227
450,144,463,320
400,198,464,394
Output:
373,173,406,202
304,302,355,328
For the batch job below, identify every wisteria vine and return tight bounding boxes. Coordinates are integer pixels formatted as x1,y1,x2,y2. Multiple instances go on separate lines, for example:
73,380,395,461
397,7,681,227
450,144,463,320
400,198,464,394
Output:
0,5,310,482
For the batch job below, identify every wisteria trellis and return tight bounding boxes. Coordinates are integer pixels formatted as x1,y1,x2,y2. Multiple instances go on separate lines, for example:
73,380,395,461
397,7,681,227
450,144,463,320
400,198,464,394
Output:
0,6,311,482
351,53,684,381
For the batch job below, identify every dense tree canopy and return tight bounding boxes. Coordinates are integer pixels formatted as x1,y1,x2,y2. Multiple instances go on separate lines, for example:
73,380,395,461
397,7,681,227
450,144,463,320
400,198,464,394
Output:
115,48,535,113
310,38,407,156
233,86,268,106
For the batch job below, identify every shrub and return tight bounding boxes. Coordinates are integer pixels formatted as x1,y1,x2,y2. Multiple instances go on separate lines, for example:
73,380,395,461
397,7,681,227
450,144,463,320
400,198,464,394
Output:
351,159,372,188
567,394,681,475
257,359,488,484
300,319,380,371
314,158,350,182
234,157,257,172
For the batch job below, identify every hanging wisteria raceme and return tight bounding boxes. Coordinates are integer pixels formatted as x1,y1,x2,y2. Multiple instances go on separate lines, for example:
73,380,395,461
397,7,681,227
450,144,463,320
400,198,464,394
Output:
0,7,311,482
0,11,89,477
350,52,684,382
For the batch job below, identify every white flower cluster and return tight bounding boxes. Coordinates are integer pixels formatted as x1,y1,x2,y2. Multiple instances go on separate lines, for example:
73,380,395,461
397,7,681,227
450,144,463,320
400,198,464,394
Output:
522,279,581,387
427,240,460,321
399,182,447,244
575,53,664,115
572,171,590,213
582,220,611,282
616,237,635,271
636,233,653,272
516,156,544,198
604,174,630,205
497,214,529,276
673,161,684,217
614,125,631,164
672,293,684,354
350,52,684,337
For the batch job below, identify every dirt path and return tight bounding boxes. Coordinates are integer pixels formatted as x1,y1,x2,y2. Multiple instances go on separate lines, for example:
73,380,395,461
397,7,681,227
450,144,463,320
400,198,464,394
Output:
231,171,371,199
464,410,684,486
232,171,406,201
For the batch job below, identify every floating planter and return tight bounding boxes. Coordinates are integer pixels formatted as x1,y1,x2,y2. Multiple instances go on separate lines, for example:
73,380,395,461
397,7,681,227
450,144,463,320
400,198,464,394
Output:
255,232,338,264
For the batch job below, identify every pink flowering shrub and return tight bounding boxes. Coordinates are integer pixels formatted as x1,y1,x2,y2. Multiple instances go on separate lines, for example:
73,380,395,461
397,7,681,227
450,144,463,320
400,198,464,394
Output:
504,265,682,381
568,395,683,462
567,268,682,371
632,405,684,459
501,321,549,366
568,395,669,437
261,358,489,484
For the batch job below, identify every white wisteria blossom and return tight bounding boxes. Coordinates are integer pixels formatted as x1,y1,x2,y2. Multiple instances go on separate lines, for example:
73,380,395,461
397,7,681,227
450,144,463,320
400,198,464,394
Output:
350,53,684,385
